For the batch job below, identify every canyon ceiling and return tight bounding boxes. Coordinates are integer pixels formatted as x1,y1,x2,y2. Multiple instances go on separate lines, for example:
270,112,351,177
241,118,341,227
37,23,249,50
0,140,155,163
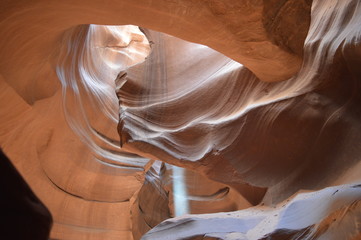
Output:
0,0,361,239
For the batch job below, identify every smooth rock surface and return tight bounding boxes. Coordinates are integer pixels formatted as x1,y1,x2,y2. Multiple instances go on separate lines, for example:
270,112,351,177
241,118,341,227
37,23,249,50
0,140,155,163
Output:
143,183,361,240
0,0,360,239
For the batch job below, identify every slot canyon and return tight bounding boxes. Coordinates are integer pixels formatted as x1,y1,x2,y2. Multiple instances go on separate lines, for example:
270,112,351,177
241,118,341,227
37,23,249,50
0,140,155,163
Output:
0,0,361,239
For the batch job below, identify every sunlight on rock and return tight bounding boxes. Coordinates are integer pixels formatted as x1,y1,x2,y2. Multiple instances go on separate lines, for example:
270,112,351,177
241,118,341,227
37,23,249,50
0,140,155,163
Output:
0,0,360,239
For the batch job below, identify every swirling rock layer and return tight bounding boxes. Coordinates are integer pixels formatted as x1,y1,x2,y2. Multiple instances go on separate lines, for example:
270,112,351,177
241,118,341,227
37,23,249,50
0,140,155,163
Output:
0,0,360,239
117,0,361,238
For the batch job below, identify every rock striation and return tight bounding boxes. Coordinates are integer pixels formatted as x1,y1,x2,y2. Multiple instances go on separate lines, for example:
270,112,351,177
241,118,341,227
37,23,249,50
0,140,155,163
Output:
0,0,360,239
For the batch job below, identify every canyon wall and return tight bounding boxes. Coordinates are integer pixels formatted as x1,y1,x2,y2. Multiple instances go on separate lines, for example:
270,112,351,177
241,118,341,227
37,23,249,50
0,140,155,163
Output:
0,0,360,239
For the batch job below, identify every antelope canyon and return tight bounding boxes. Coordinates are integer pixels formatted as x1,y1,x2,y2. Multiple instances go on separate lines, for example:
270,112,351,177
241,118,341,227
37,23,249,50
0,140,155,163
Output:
0,0,360,239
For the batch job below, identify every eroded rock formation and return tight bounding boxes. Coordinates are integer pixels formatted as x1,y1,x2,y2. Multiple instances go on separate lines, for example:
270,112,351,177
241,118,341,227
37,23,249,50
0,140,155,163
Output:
143,183,361,239
0,0,360,239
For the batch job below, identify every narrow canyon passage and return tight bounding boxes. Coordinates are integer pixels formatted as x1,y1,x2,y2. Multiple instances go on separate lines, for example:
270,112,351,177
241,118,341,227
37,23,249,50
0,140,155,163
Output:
0,0,361,239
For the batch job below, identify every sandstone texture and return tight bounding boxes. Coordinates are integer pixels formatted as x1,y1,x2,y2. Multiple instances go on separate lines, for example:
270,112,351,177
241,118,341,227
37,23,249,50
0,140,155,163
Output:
0,0,360,239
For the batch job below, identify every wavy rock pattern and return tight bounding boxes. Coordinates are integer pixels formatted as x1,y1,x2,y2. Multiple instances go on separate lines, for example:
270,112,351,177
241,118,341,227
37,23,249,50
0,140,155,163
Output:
0,25,150,239
118,0,361,238
0,0,360,239
119,0,361,199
